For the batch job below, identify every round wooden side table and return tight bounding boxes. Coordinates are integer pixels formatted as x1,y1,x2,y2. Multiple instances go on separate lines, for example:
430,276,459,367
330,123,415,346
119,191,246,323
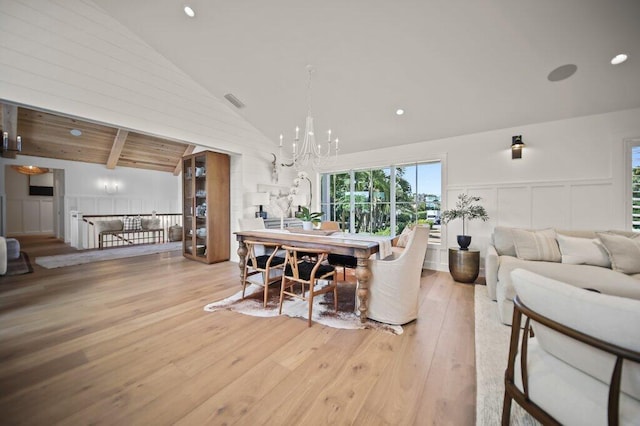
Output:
448,247,480,283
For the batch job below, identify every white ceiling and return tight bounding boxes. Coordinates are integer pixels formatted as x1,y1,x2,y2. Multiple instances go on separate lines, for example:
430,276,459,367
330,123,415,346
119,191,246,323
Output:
93,0,640,155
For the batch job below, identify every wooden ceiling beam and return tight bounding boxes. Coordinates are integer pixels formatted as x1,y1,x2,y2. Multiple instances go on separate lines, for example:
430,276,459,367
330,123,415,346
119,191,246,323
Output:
1,103,18,159
174,144,196,176
106,129,129,169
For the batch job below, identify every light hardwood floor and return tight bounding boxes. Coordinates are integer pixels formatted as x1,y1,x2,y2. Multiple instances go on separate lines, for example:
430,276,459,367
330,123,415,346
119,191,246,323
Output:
0,237,477,425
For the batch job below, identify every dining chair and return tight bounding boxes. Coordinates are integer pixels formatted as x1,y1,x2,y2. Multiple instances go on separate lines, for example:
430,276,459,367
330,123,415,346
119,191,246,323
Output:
279,245,338,326
320,221,341,231
319,221,356,280
241,239,286,307
360,225,430,325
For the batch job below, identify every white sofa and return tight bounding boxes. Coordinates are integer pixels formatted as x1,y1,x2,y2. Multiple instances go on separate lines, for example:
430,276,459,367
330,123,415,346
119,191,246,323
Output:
485,227,640,325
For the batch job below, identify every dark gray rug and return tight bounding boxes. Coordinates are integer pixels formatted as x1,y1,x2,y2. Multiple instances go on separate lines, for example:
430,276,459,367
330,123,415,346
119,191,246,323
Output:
2,252,34,277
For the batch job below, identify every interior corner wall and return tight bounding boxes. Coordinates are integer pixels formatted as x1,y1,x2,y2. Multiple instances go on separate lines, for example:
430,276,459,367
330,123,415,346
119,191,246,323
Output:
328,107,640,272
0,0,283,258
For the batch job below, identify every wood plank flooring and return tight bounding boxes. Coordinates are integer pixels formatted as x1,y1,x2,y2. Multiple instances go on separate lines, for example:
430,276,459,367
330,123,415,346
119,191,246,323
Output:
0,236,477,425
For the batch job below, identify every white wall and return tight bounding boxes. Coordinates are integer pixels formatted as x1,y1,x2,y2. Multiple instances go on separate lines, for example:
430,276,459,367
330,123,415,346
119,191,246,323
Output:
2,158,182,240
323,108,640,272
0,0,293,259
4,167,54,235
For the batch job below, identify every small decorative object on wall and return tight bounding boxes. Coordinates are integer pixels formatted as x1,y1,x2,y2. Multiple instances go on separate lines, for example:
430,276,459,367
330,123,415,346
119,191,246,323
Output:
441,193,489,250
511,135,525,159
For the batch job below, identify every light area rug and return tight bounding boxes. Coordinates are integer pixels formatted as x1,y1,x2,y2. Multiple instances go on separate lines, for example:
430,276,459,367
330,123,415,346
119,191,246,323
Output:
204,282,403,335
35,242,182,269
475,285,539,425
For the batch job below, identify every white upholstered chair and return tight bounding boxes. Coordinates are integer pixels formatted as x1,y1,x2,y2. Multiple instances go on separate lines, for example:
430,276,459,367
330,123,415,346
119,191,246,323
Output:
359,225,430,325
504,269,640,425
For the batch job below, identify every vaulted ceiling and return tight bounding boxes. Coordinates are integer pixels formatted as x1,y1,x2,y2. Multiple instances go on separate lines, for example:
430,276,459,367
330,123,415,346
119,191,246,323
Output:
92,0,640,155
1,103,195,174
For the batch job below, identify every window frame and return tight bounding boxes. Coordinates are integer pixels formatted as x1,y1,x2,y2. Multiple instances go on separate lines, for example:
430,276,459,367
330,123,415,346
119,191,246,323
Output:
625,138,640,232
320,156,445,244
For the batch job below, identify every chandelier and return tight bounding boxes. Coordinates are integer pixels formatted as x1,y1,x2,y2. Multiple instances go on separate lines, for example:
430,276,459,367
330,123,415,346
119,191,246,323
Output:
278,65,339,171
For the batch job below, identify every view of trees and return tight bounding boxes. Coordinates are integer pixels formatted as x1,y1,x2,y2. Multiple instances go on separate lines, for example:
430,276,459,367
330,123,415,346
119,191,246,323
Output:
321,162,441,236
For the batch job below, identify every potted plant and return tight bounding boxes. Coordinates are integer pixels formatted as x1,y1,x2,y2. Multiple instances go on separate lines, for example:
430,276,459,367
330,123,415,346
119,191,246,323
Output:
298,206,323,230
441,194,489,250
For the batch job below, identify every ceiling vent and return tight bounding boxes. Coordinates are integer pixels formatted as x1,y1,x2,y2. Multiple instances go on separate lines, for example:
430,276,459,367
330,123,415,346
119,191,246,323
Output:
224,93,246,109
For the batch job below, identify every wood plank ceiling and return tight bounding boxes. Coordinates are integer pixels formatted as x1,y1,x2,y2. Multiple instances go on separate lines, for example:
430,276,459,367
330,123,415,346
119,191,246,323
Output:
1,103,194,175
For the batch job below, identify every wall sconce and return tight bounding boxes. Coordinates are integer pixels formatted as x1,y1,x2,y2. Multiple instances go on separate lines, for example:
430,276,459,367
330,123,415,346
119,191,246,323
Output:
104,182,119,195
2,131,22,159
244,192,271,219
511,135,525,159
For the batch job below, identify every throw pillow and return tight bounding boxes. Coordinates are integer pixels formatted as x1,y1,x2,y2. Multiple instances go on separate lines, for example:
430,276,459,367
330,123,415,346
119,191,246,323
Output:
596,232,640,274
123,216,142,231
396,224,415,248
557,234,611,268
141,218,161,230
511,228,561,262
492,226,518,257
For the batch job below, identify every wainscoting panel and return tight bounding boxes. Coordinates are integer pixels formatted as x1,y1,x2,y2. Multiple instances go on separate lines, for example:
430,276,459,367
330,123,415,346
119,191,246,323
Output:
6,198,54,235
130,199,143,213
570,183,614,230
114,198,130,213
22,200,40,233
39,200,54,233
531,185,569,229
97,197,115,214
496,186,531,227
439,178,614,274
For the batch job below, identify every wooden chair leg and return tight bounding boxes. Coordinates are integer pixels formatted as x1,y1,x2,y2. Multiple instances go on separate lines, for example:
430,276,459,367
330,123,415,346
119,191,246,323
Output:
501,391,512,425
278,275,287,315
308,290,314,327
262,270,269,308
333,274,338,312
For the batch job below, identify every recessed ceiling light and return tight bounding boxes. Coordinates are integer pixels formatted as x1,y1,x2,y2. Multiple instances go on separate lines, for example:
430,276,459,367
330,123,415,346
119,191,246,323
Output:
611,53,628,65
396,108,405,116
183,5,195,18
70,129,82,136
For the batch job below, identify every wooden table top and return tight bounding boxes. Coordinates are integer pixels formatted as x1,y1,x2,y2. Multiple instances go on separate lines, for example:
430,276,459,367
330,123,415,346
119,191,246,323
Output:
235,229,382,258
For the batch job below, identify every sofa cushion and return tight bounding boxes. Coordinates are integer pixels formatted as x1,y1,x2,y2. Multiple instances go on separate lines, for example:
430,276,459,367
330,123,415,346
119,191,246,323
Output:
497,255,640,303
597,232,640,274
512,269,640,401
396,224,415,248
123,216,142,231
512,228,561,262
94,219,123,233
141,218,161,230
492,226,518,256
557,234,611,268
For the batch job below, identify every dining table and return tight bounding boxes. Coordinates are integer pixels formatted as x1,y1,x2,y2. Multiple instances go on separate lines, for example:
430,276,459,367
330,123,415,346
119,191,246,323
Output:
234,228,393,323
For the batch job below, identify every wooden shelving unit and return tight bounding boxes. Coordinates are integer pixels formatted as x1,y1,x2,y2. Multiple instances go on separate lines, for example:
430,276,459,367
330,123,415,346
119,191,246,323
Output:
182,150,230,264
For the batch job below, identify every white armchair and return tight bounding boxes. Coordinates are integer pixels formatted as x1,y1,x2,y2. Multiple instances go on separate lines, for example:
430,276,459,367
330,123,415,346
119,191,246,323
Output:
360,225,430,325
504,269,640,425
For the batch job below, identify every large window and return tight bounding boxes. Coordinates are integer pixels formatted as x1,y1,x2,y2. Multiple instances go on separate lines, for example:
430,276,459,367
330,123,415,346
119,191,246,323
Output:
321,161,441,242
632,145,640,232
